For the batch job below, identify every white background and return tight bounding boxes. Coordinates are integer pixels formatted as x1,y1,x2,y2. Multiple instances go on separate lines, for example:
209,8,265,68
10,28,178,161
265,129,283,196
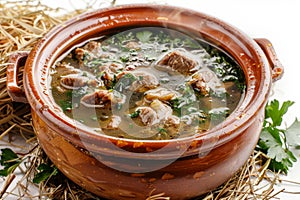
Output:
2,0,300,199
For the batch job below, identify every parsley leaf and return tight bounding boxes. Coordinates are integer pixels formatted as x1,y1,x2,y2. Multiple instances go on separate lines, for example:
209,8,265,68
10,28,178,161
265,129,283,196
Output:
33,163,58,184
286,118,300,149
257,100,297,174
265,99,294,127
0,148,21,176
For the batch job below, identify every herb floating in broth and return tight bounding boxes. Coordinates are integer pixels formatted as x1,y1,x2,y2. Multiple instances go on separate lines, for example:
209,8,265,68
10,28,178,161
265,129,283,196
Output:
50,27,246,140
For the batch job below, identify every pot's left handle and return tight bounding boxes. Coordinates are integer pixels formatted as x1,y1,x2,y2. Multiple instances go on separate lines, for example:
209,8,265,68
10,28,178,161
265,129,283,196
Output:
6,51,29,103
254,38,284,81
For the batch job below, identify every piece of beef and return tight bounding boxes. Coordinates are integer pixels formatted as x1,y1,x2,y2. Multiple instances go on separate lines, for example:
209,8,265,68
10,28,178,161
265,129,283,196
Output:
136,107,158,126
74,41,103,62
130,71,159,93
144,88,176,102
115,71,159,93
80,89,126,108
60,75,89,89
149,99,172,122
125,41,140,50
98,63,124,81
136,99,173,126
60,73,101,90
106,115,122,129
81,90,113,108
188,73,210,96
157,51,198,74
164,115,181,138
84,41,102,56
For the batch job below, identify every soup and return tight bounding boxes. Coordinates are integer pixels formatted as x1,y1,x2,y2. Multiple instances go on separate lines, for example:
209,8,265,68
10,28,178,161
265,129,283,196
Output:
50,27,245,140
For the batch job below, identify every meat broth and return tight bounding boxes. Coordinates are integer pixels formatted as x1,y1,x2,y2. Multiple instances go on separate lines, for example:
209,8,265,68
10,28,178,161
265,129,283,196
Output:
50,27,246,140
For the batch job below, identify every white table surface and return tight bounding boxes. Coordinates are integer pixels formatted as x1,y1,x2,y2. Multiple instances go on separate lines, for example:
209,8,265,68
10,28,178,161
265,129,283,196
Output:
2,0,300,199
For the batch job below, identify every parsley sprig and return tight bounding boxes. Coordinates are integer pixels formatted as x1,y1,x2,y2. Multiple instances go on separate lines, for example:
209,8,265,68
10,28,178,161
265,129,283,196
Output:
0,148,21,176
257,100,298,174
0,148,59,184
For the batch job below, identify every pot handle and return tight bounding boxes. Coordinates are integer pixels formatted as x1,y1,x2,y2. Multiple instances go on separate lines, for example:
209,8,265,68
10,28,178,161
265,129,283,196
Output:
254,38,284,81
6,51,29,103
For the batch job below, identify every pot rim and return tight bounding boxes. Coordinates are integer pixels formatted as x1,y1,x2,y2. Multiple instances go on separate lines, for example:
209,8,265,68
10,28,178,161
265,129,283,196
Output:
24,4,271,156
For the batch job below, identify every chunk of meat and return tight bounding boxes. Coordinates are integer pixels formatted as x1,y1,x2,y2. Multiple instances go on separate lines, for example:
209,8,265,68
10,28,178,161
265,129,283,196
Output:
164,115,181,138
81,90,126,108
60,74,101,89
136,100,179,138
99,63,124,81
188,73,210,96
116,71,159,93
136,107,158,126
125,41,140,50
106,115,122,129
157,51,198,74
60,75,89,89
55,62,81,75
74,48,90,61
62,75,98,90
165,115,180,128
75,41,103,61
150,99,172,121
136,100,173,126
81,90,113,108
130,71,159,92
84,41,102,56
144,88,176,102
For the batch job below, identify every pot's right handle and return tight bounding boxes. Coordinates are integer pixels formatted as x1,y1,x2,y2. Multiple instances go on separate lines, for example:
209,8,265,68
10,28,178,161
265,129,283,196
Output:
6,51,29,103
254,38,284,81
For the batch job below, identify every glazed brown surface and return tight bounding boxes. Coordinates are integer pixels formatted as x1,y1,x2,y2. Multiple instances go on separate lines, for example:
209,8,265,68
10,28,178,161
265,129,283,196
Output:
32,109,263,199
7,4,283,200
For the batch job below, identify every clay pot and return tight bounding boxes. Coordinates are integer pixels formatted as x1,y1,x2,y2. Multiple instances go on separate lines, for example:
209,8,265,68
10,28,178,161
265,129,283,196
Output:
7,4,283,200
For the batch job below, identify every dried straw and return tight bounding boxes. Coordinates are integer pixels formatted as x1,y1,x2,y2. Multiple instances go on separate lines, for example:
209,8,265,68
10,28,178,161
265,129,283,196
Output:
0,0,297,199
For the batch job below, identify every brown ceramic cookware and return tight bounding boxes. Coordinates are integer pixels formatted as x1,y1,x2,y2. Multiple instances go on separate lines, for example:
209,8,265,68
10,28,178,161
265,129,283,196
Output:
7,4,283,200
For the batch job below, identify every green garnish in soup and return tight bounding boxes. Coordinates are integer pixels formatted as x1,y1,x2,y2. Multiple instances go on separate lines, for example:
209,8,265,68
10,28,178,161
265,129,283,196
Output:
50,27,245,140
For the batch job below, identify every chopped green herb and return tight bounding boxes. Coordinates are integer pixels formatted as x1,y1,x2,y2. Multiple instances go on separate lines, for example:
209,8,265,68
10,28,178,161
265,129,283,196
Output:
138,76,143,81
208,107,229,122
59,100,72,112
129,123,134,129
129,109,140,118
183,38,200,48
113,73,136,92
170,84,197,116
158,128,169,139
120,55,130,62
158,128,167,133
107,74,118,89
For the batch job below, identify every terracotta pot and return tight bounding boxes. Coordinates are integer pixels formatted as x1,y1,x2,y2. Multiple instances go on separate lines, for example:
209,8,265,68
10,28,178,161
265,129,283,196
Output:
7,4,283,200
